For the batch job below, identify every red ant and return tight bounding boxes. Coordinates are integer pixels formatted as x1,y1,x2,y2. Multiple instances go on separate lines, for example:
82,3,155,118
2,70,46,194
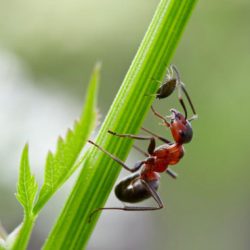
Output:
88,65,197,221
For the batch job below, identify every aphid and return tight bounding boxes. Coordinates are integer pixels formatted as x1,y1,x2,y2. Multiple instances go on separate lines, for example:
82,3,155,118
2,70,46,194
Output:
154,64,197,120
88,68,197,220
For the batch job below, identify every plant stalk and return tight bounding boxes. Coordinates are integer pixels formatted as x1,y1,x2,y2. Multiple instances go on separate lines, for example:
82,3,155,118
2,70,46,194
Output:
11,215,36,250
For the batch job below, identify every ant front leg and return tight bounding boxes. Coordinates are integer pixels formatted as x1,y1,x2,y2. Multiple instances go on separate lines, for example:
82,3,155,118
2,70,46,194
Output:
108,130,156,155
88,179,164,223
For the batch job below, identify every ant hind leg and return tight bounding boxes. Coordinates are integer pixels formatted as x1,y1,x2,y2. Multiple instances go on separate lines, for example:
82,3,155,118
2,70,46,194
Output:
88,180,164,223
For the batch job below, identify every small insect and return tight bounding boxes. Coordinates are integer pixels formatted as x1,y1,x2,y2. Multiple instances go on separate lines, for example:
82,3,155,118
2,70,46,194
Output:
88,66,197,221
154,64,197,120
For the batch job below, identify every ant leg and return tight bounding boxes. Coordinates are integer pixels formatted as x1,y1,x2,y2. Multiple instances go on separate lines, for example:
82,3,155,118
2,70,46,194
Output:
133,144,149,157
150,106,170,127
108,130,156,155
88,180,163,223
166,168,178,179
108,130,154,141
141,127,171,144
88,140,146,173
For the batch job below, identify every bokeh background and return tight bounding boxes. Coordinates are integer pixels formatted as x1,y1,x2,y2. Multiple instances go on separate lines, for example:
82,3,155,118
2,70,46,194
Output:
0,0,250,249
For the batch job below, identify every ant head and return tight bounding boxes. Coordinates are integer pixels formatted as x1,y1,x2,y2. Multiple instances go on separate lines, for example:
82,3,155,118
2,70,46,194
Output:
169,109,193,144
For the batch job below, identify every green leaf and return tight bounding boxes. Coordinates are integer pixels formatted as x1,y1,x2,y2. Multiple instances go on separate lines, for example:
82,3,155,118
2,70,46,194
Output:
16,144,38,216
43,0,198,249
8,65,99,250
33,63,100,214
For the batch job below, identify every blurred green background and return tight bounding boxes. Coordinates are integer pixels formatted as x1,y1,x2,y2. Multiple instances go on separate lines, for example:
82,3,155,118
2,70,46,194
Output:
0,0,250,249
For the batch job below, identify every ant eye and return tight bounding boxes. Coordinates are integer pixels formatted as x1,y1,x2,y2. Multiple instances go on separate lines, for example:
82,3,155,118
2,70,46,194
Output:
178,125,193,144
179,131,186,138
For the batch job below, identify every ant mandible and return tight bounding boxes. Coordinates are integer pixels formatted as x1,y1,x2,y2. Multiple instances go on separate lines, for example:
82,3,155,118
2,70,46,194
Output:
88,65,197,220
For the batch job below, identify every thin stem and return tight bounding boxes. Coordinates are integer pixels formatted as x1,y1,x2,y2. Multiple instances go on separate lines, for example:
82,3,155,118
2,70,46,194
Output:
11,215,36,250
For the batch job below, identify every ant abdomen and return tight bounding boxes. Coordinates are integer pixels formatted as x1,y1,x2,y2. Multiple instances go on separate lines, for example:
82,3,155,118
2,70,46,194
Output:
115,173,160,203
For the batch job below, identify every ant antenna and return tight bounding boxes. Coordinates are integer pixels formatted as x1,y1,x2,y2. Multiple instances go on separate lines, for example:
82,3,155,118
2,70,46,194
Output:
170,64,197,120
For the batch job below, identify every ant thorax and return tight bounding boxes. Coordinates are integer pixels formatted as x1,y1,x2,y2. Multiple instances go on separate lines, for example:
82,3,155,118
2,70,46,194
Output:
151,143,184,173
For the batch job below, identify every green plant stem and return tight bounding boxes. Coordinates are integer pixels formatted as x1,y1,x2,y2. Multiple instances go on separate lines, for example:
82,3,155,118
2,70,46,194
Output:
43,0,198,249
11,215,36,250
